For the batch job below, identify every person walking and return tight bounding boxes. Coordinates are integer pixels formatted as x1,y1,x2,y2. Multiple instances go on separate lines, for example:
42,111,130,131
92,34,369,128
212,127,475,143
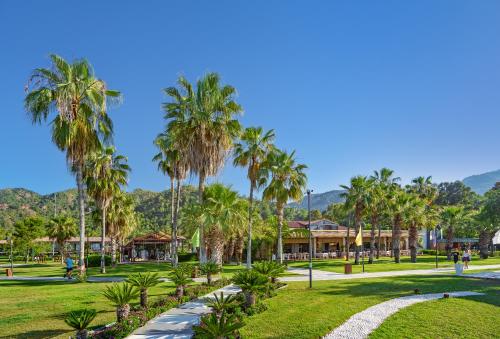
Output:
462,249,471,269
65,256,74,279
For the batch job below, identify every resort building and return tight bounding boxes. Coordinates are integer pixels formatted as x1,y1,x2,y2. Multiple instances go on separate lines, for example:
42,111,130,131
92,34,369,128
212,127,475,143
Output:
283,219,410,260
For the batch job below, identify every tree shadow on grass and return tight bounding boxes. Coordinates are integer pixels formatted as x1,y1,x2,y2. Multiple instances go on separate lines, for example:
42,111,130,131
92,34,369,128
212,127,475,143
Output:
316,275,500,301
0,329,69,338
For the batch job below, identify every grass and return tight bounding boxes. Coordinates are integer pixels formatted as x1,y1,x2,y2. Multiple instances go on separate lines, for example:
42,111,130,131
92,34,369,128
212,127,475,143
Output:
239,275,500,339
287,254,500,274
0,279,176,339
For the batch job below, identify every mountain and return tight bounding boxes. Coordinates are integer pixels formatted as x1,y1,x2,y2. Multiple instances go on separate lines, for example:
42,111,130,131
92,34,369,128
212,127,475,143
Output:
288,189,345,211
463,169,500,195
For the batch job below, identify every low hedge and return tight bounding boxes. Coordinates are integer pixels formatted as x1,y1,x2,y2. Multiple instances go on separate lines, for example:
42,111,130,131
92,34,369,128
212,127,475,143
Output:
86,254,112,267
178,252,197,262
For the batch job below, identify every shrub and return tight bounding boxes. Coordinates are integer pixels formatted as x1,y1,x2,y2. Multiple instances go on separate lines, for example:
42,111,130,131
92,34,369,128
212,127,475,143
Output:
64,309,97,339
232,269,268,307
86,254,111,267
193,311,244,338
178,252,197,262
253,261,286,283
169,266,193,299
205,292,238,317
127,272,161,308
200,260,221,285
103,283,139,323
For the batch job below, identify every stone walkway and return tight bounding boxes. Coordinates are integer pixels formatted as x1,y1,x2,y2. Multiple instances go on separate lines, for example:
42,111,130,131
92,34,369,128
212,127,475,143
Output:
281,264,500,282
324,291,484,339
0,275,215,283
127,284,241,339
462,270,500,280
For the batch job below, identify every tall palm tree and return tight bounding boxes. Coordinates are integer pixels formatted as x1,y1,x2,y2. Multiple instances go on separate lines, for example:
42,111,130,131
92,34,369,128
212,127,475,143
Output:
25,54,120,268
202,184,247,265
387,190,411,263
153,132,189,266
233,127,275,268
86,146,130,273
107,191,137,266
366,183,384,263
47,216,77,264
441,206,466,260
370,168,400,259
341,176,373,264
164,73,242,263
405,195,427,263
262,149,307,263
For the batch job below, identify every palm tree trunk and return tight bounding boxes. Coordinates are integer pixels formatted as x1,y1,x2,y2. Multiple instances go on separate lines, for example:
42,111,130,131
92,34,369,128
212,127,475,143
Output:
369,216,376,264
208,226,224,265
76,165,86,270
479,229,489,259
235,233,244,265
101,206,106,274
277,202,284,264
376,223,382,259
354,210,361,265
446,226,454,260
198,173,207,263
60,241,65,264
76,329,88,339
247,183,254,269
393,215,401,263
140,288,148,308
226,237,235,263
172,179,182,267
409,223,418,263
111,237,117,267
346,224,350,261
116,304,130,323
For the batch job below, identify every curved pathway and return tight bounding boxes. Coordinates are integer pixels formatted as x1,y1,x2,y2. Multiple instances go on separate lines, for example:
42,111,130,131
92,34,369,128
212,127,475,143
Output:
323,291,484,339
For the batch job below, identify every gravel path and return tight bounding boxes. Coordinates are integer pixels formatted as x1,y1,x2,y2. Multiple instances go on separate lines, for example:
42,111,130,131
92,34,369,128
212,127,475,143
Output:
0,275,218,283
323,291,484,339
127,284,241,339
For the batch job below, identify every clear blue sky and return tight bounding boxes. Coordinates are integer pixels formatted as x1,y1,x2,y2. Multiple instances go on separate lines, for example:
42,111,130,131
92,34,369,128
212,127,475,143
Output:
1,1,500,196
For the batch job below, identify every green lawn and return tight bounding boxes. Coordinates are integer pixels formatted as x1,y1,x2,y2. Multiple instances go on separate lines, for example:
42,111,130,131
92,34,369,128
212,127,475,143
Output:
287,255,500,274
240,275,500,338
0,279,176,338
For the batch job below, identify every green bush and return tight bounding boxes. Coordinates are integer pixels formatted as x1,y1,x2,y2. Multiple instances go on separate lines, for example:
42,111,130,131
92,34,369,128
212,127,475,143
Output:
178,252,197,262
86,254,111,268
421,249,447,256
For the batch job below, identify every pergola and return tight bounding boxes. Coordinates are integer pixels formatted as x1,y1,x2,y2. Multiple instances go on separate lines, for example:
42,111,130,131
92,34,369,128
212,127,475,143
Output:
123,232,185,262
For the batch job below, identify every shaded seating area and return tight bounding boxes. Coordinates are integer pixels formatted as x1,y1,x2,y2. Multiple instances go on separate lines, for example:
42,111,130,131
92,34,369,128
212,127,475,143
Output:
123,232,185,262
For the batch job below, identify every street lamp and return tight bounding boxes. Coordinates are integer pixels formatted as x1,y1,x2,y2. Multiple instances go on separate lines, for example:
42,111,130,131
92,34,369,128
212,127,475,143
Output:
435,224,441,269
7,236,13,272
307,189,313,288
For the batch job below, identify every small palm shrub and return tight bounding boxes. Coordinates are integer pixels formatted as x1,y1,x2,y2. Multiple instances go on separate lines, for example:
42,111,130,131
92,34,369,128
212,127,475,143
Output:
169,266,193,299
253,261,286,283
64,309,97,339
127,272,161,308
103,283,139,322
75,271,88,283
200,260,221,285
193,311,244,338
232,269,268,307
206,291,238,318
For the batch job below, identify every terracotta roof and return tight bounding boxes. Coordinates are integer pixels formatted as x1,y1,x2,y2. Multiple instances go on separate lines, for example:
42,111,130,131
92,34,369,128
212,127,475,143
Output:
288,219,348,230
36,236,111,243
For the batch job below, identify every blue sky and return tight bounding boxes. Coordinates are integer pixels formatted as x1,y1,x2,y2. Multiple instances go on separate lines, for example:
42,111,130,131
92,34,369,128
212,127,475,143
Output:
1,1,500,196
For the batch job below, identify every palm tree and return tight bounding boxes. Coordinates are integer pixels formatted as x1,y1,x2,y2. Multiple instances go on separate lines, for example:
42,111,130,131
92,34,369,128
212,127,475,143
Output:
405,196,427,263
169,265,193,298
164,73,243,263
232,269,268,307
441,206,466,260
233,127,275,269
102,283,139,322
205,292,238,318
64,309,97,339
107,192,137,266
202,184,247,265
153,132,189,266
366,184,384,264
370,168,400,259
127,272,161,308
25,54,120,268
340,176,373,264
200,260,221,285
193,311,244,338
252,261,285,283
86,146,130,273
387,190,411,263
262,149,307,263
47,216,77,264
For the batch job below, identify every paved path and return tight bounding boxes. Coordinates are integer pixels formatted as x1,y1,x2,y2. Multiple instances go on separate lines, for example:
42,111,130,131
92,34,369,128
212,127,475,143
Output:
462,270,500,280
324,291,484,339
127,284,241,339
281,264,500,282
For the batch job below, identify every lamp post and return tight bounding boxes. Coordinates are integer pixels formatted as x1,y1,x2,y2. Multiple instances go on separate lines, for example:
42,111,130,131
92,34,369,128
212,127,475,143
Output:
361,222,365,273
435,224,441,269
8,236,13,272
307,189,313,288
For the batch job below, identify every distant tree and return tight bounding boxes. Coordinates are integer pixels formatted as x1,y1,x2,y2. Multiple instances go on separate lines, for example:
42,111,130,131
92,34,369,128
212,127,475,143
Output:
47,216,77,264
440,206,468,260
435,181,479,207
310,209,323,220
476,188,500,258
13,216,46,263
324,203,349,225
